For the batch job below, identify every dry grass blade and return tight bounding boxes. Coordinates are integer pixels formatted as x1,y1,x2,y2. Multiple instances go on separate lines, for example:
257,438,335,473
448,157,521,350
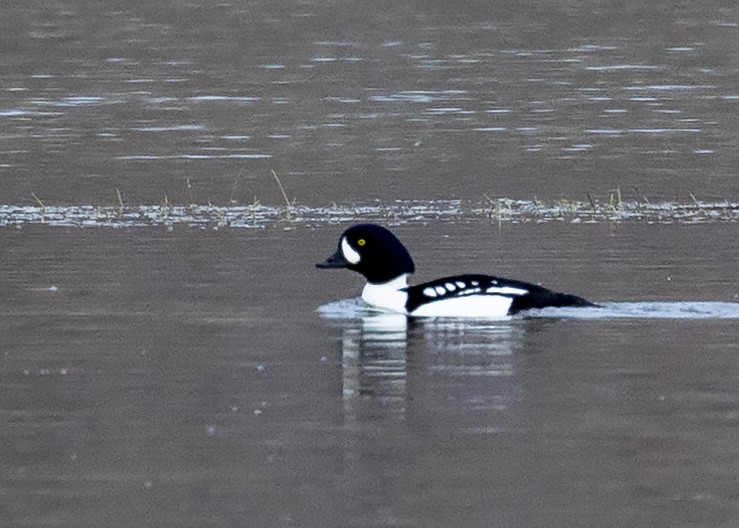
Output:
116,188,124,215
31,192,45,208
271,169,294,220
586,191,597,213
186,178,195,205
230,167,245,204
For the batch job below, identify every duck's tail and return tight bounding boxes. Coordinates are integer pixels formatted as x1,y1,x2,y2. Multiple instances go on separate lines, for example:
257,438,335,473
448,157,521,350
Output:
510,290,600,314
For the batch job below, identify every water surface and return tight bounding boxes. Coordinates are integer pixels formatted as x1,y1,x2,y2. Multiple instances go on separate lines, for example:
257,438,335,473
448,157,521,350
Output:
1,1,738,526
0,0,737,205
2,222,738,527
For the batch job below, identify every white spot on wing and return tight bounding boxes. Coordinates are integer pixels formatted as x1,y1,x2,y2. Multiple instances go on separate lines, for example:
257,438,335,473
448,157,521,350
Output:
435,286,446,295
486,286,528,296
341,237,361,265
423,287,437,298
455,281,466,288
445,282,456,291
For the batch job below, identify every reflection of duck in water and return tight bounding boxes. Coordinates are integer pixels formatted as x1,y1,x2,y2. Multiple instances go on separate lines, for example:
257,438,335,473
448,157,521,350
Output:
317,223,595,318
328,311,524,424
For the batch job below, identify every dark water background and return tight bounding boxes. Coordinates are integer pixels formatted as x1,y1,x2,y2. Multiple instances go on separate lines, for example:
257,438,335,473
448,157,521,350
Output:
1,1,738,527
1,0,737,205
2,223,738,527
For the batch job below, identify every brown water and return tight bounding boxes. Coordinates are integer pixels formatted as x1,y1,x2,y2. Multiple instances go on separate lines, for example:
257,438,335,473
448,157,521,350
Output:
1,2,739,527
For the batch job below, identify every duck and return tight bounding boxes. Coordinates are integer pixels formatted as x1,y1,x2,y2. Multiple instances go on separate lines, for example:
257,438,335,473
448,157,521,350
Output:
316,223,596,318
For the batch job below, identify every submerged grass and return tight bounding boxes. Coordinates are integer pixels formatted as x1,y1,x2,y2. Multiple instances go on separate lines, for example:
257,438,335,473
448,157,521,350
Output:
14,184,738,229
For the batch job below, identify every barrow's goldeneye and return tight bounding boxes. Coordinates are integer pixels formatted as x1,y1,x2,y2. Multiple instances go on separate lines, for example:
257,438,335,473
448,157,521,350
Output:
316,223,596,318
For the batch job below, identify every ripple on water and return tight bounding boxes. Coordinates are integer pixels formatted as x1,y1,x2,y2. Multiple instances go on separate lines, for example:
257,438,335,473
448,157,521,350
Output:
318,299,739,320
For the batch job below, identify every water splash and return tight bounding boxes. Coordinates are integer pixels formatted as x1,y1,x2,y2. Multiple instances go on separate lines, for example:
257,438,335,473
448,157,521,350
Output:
526,302,739,320
318,298,739,320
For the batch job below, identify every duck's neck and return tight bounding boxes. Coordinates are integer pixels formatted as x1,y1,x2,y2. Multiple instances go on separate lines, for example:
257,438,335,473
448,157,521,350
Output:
361,274,410,313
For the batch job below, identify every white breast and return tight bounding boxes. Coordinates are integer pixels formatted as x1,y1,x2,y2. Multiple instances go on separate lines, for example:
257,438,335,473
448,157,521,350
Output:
361,275,410,314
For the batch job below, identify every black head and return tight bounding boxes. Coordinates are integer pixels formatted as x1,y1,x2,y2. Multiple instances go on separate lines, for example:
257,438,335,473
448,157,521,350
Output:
316,224,415,283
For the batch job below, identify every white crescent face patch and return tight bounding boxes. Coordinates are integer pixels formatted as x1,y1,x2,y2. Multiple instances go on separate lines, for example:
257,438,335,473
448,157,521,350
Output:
341,237,361,265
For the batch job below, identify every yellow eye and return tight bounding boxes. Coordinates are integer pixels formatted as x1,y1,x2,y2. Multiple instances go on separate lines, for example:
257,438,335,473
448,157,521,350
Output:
357,239,366,246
